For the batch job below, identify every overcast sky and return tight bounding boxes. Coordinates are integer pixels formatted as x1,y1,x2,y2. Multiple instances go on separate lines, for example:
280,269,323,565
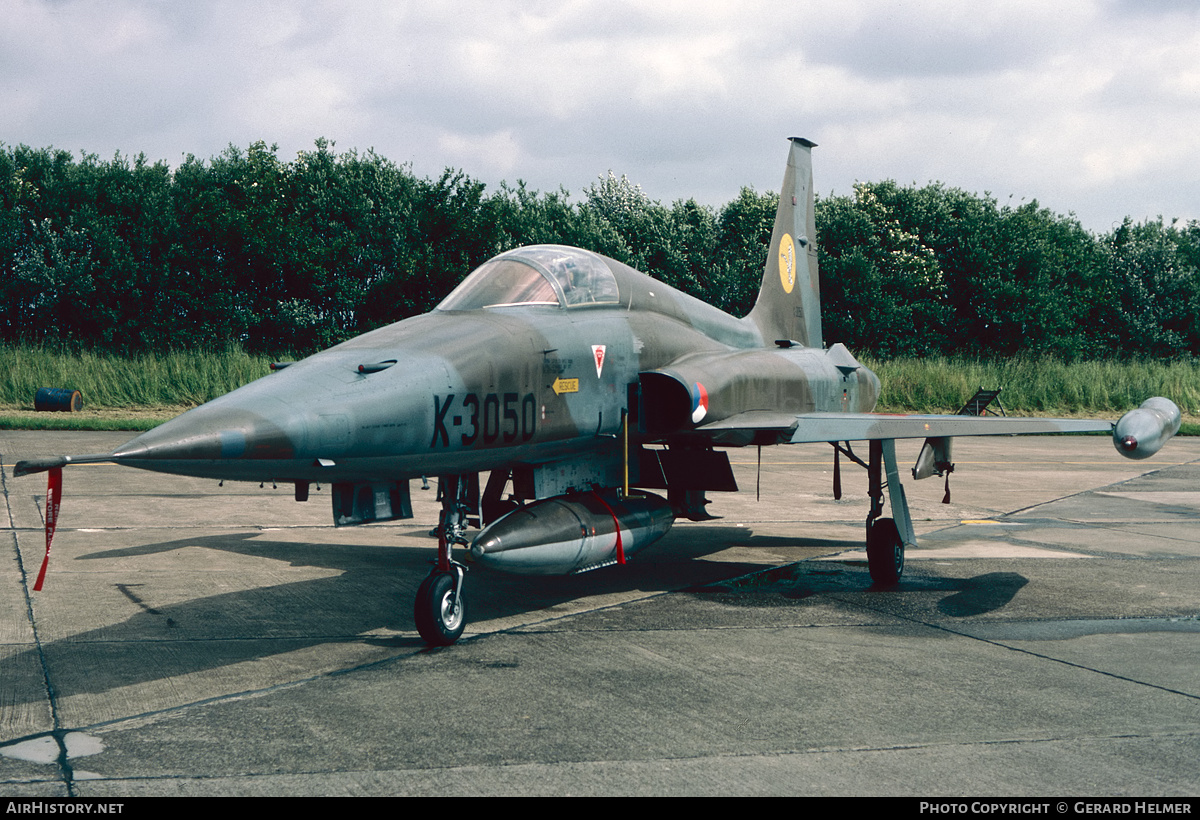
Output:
4,0,1198,234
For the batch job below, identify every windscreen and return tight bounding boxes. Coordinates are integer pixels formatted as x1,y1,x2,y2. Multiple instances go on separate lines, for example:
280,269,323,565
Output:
437,258,561,310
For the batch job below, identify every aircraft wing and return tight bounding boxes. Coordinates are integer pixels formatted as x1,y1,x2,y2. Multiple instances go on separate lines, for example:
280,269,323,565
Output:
693,410,1114,444
784,412,1112,443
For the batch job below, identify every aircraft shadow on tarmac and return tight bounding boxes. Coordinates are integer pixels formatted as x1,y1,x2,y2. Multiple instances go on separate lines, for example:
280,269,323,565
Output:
5,528,786,703
8,527,1027,708
688,561,1030,619
935,571,1029,617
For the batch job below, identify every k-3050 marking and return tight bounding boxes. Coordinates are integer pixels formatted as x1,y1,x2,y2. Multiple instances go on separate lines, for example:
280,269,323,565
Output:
431,392,538,448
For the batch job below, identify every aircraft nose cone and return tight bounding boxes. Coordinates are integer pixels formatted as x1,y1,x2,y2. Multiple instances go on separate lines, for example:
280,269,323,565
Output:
111,401,299,463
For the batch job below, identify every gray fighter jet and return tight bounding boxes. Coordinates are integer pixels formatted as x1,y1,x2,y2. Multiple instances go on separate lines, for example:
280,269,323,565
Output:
16,138,1181,645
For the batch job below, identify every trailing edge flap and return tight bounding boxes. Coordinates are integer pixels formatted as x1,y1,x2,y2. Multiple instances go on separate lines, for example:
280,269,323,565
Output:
787,413,1113,444
694,411,801,433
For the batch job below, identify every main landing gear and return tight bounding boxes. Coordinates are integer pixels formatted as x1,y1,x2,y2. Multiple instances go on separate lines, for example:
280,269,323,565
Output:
861,439,916,586
414,474,472,646
866,516,904,585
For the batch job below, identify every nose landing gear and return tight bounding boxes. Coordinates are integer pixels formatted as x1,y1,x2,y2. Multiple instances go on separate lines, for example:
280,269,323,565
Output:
415,474,473,646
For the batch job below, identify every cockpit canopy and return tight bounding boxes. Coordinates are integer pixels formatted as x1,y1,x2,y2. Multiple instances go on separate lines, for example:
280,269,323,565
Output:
437,245,620,311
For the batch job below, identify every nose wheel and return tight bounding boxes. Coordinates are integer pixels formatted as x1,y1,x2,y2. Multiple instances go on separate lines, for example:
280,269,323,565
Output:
414,566,466,646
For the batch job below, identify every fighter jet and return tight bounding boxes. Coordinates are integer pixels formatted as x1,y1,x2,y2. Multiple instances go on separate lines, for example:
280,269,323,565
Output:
16,138,1181,646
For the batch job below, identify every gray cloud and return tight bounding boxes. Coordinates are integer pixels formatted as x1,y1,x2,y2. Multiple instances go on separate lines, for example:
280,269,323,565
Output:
2,0,1197,231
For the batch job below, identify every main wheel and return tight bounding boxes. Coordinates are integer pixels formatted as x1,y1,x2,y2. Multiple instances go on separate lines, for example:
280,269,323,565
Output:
414,571,466,646
866,517,904,585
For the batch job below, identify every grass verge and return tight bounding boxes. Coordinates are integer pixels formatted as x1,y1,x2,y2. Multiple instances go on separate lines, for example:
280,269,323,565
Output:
0,407,185,431
2,347,1196,433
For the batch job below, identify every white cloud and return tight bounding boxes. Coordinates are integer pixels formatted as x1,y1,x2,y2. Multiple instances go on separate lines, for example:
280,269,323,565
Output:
1,0,1197,230
437,128,522,178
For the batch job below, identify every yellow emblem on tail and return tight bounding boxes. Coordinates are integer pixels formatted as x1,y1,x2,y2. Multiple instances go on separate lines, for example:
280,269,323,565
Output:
778,233,796,294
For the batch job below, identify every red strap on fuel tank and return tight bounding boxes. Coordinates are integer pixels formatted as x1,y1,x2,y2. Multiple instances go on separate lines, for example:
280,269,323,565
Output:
592,492,626,565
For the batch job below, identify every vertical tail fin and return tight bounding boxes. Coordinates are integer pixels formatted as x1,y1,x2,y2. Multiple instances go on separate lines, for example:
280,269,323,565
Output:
746,137,822,349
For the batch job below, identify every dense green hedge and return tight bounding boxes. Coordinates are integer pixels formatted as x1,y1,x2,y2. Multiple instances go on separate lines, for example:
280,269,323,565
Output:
3,140,1198,358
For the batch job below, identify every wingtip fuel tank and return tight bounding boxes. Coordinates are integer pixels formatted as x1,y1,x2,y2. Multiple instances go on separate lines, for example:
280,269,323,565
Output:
1113,397,1181,460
